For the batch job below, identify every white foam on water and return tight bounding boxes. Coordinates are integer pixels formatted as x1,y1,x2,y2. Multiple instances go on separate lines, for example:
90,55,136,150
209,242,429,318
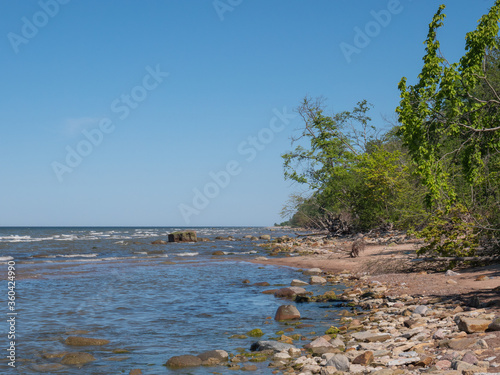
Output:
176,252,199,257
57,253,98,258
0,256,14,262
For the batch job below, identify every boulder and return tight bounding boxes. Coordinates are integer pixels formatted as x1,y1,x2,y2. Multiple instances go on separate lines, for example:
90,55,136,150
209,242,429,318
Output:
168,231,197,242
275,305,300,321
61,352,96,365
414,305,429,316
309,276,327,285
197,350,229,365
325,354,350,372
64,336,109,346
151,240,167,245
259,235,271,240
456,317,491,333
291,279,309,286
250,340,295,352
129,370,142,375
165,354,202,368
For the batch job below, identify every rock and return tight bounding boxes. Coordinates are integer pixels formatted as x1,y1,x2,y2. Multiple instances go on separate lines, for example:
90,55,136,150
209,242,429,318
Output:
242,279,250,284
325,354,350,372
165,354,202,368
259,235,271,240
457,317,491,333
445,270,460,276
416,356,433,367
250,340,296,352
462,352,478,365
435,360,452,370
61,352,96,366
31,364,65,372
387,357,421,366
291,279,309,286
129,370,142,375
330,337,345,348
64,336,110,346
447,279,458,284
442,337,476,350
212,250,225,255
351,331,392,342
451,360,487,372
304,337,335,354
168,231,197,242
320,366,337,375
433,329,446,340
303,268,322,275
489,316,500,331
42,351,68,359
274,351,291,360
414,305,429,316
197,350,229,365
253,282,270,286
352,351,374,365
309,276,327,285
241,364,258,371
246,329,264,337
274,287,307,298
275,305,300,321
476,275,489,281
151,240,167,244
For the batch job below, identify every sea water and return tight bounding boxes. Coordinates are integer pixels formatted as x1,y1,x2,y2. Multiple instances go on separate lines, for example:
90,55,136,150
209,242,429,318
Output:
0,227,345,374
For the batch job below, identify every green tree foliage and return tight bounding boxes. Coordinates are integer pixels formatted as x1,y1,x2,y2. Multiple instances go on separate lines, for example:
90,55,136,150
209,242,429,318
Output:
397,2,500,255
282,98,426,232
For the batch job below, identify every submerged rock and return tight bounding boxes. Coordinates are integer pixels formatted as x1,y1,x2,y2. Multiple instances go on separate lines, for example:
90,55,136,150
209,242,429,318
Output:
64,336,110,346
61,352,96,366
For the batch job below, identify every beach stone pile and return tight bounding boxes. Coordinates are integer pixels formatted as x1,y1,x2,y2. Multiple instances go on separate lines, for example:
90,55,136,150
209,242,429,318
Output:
252,271,500,374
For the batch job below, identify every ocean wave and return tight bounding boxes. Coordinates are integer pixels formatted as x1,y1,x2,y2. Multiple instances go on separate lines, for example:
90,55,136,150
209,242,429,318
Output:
0,256,14,262
57,253,98,258
176,252,199,257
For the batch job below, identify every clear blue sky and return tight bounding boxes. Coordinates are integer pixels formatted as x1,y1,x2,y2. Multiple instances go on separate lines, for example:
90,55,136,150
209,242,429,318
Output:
0,0,496,226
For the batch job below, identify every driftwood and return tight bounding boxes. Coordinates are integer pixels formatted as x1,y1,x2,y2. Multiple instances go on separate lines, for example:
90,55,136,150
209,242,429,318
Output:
295,231,329,237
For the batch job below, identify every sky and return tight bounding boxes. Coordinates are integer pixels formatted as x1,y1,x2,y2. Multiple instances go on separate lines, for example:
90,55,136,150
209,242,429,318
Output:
0,0,496,227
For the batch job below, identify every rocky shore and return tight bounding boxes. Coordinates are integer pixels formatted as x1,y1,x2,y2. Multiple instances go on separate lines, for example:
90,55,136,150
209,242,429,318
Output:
163,266,500,374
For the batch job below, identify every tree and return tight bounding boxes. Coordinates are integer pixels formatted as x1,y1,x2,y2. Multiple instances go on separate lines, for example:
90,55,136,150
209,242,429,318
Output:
282,97,425,232
397,2,500,255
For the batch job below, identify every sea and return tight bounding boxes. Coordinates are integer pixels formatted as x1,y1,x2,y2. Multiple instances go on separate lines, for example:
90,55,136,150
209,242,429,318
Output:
0,227,346,374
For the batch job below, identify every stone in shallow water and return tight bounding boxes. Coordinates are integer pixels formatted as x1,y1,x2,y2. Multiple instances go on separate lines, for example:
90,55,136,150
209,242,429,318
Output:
31,364,65,372
165,354,202,368
291,279,309,286
275,305,300,320
250,340,296,352
310,276,327,285
64,336,110,346
303,268,322,275
61,352,96,366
